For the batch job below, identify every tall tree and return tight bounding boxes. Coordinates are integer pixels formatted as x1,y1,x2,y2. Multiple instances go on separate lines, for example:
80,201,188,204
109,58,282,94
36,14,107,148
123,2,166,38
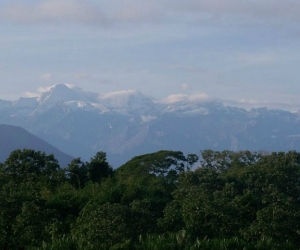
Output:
66,157,88,188
87,151,113,182
1,149,62,187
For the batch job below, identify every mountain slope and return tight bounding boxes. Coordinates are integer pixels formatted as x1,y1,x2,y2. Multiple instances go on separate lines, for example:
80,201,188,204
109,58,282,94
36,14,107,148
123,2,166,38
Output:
0,124,73,167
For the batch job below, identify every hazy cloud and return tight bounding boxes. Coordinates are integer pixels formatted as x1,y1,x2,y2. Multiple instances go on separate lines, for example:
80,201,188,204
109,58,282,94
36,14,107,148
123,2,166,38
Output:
2,1,300,27
2,1,299,111
223,98,300,111
23,91,39,98
171,0,300,24
23,85,55,99
181,83,189,90
165,64,204,73
41,73,52,81
23,84,98,101
37,86,53,93
112,1,163,24
158,93,212,104
100,90,140,100
0,0,107,25
238,52,279,66
74,73,115,85
0,0,162,26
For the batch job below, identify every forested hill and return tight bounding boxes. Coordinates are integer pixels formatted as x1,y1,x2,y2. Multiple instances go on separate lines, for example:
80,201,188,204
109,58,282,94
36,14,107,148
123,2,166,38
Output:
1,148,300,249
0,124,73,166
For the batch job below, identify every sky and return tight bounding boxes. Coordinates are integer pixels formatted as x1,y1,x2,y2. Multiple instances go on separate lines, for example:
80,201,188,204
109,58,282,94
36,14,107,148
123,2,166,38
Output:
1,0,300,110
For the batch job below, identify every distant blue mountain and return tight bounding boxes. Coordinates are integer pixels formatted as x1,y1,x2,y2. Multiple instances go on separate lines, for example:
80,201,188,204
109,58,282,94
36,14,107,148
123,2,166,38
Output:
0,124,73,167
1,84,300,167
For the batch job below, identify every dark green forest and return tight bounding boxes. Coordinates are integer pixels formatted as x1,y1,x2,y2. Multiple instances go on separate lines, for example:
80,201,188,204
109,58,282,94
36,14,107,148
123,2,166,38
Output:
1,149,300,249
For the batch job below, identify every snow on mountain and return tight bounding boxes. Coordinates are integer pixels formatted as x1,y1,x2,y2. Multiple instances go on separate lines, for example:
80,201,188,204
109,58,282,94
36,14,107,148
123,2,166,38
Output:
3,84,293,121
3,84,300,167
156,93,230,116
65,100,108,112
30,85,157,115
8,84,236,117
162,101,210,116
38,84,83,105
98,90,158,115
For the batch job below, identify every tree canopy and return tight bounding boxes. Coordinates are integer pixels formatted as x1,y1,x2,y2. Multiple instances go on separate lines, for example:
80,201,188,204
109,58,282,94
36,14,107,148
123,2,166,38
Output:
0,149,300,249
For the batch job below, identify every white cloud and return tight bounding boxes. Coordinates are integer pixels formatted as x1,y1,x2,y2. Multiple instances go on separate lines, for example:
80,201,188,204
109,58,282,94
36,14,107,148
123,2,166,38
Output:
41,73,52,81
23,91,39,98
223,98,299,111
23,83,97,101
181,83,189,90
36,84,73,93
23,85,55,98
158,91,300,110
65,83,74,89
23,85,55,100
158,93,211,104
37,86,53,93
100,90,139,99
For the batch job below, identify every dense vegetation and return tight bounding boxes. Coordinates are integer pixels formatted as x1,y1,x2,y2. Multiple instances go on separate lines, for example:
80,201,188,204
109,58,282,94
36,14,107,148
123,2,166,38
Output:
0,149,300,249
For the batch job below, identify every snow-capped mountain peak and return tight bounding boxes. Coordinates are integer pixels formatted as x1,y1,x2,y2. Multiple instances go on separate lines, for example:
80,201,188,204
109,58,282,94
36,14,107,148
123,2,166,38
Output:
1,84,300,167
38,84,81,105
98,90,157,114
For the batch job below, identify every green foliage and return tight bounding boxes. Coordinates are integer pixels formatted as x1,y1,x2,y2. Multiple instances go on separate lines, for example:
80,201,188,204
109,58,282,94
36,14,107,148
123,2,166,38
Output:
117,150,190,178
66,158,88,189
200,149,262,172
1,149,300,249
12,199,57,248
72,202,134,249
2,149,63,187
28,235,77,250
87,151,114,182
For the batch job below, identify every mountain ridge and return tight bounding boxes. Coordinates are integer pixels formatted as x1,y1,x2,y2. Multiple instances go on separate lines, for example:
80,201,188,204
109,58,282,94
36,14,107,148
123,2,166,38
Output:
1,84,300,167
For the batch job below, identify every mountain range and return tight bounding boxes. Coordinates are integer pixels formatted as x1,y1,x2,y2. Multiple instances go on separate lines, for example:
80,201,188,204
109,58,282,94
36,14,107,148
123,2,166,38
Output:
1,84,300,167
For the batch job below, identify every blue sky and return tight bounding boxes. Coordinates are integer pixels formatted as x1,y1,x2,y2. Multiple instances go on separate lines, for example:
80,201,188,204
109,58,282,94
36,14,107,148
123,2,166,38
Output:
1,0,300,110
